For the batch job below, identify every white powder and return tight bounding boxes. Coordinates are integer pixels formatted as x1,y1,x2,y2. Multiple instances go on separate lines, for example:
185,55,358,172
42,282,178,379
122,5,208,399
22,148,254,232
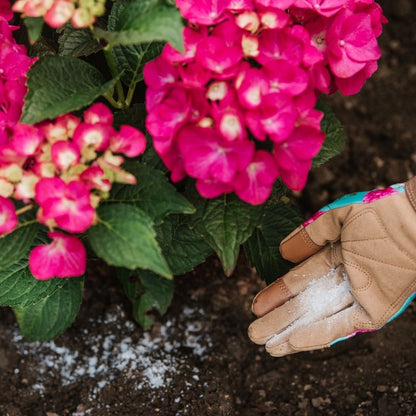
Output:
4,304,213,402
266,268,353,347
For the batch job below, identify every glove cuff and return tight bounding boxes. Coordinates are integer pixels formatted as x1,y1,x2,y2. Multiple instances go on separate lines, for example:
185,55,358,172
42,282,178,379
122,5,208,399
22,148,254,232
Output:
405,177,416,212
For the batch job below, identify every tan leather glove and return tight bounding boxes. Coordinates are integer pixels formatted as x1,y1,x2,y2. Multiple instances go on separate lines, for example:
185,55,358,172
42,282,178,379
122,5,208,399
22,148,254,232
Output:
248,178,416,357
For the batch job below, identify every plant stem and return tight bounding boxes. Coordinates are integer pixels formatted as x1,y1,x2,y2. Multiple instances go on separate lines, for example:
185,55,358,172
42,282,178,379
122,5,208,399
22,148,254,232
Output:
16,204,34,216
103,45,126,108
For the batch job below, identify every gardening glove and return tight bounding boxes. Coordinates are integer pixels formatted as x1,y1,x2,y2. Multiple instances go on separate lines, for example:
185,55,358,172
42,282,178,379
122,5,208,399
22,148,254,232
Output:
248,178,416,357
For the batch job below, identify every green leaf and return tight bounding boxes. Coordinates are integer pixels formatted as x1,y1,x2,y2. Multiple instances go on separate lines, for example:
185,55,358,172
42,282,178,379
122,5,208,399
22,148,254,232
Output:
156,215,213,275
0,260,68,307
112,42,164,85
24,17,44,44
94,0,184,51
244,202,303,285
13,277,84,341
188,192,264,276
313,100,346,168
58,24,103,57
110,163,195,223
21,56,118,125
107,0,165,85
117,268,174,329
88,203,172,278
0,215,38,271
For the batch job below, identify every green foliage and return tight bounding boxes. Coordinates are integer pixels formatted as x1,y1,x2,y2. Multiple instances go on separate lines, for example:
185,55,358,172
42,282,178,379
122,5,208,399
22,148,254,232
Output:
0,212,38,271
58,24,103,57
13,276,84,341
244,202,304,285
155,215,213,275
110,163,195,224
94,0,184,51
107,0,165,85
24,17,44,44
313,99,346,168
117,268,174,329
188,191,264,276
21,56,118,124
88,203,172,278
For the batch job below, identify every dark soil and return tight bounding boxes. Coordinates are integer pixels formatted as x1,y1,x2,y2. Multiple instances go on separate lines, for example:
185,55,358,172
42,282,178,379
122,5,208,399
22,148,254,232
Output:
1,1,415,415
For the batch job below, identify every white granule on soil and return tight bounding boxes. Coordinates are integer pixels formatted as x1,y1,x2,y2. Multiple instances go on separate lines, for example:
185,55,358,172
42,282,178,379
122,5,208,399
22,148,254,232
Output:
266,268,353,347
6,304,212,402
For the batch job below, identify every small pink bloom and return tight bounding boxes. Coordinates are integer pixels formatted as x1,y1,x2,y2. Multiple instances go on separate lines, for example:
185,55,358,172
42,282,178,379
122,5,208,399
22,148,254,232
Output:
143,55,179,91
234,150,279,204
29,231,86,280
146,88,190,139
259,9,291,29
83,103,113,125
176,0,229,25
71,7,95,28
235,11,260,33
72,122,111,152
294,0,345,17
245,92,297,142
110,125,146,158
80,165,111,192
263,60,309,96
334,60,378,95
196,36,243,74
44,0,75,28
256,0,294,8
327,10,381,79
257,28,305,66
35,177,95,233
0,0,13,20
0,196,17,236
162,26,208,64
177,126,254,184
14,172,39,201
235,67,269,109
196,178,234,198
11,123,43,156
56,113,81,137
51,140,81,171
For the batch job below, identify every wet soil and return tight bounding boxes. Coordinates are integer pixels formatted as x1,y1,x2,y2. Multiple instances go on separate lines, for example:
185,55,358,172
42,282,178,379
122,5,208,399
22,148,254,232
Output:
1,1,415,415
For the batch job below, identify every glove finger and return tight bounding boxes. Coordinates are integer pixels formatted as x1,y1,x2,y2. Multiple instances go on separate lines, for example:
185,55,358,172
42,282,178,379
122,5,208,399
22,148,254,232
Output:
252,243,342,317
249,264,351,346
266,303,363,357
280,195,363,264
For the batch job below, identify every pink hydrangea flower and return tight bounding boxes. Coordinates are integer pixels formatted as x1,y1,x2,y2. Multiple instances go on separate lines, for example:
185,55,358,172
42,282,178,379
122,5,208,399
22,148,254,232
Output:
35,177,95,233
0,195,17,235
144,0,386,204
29,231,86,280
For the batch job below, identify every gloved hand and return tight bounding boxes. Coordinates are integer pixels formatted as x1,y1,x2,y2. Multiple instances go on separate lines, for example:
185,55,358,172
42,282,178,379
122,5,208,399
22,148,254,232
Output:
248,178,416,357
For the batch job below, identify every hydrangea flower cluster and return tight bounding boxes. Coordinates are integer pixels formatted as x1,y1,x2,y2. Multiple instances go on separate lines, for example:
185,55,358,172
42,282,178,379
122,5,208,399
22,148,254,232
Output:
12,0,106,28
0,103,146,279
0,12,34,143
144,0,386,204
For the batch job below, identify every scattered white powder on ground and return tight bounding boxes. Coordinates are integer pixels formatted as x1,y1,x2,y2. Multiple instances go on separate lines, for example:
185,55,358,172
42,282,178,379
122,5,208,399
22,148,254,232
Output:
5,304,212,407
266,268,353,347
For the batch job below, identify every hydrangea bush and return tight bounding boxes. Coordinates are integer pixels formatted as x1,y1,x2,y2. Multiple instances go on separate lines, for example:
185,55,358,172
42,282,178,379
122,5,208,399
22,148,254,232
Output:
0,0,385,340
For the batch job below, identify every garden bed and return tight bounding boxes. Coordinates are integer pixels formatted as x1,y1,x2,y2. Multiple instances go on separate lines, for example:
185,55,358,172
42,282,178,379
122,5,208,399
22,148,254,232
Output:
1,1,416,415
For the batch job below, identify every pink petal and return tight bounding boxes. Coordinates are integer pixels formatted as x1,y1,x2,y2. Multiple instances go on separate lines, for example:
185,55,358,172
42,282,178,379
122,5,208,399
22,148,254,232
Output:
51,140,81,171
143,56,179,90
196,178,234,198
176,0,230,25
72,122,111,152
234,150,278,204
35,177,66,206
196,36,243,73
11,123,43,156
111,125,146,157
83,103,113,125
0,196,18,236
29,232,86,280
